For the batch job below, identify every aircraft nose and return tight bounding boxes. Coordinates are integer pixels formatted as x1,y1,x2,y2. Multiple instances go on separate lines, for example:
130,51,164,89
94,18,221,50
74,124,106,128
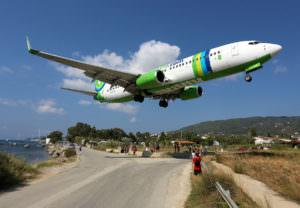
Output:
270,44,282,57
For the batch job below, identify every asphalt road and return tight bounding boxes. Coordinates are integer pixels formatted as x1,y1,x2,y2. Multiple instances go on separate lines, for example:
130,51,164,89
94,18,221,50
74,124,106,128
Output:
0,148,189,208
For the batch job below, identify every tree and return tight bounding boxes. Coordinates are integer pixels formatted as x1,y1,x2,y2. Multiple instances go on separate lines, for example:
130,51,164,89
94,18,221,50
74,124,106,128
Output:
48,131,63,143
67,122,91,142
128,132,136,142
249,128,257,137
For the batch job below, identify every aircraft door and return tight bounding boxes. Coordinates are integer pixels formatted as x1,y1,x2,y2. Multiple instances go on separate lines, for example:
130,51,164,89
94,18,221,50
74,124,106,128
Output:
231,43,239,56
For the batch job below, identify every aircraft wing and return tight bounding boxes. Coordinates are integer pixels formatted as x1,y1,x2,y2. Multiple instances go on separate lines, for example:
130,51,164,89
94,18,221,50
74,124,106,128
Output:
26,37,139,93
61,88,97,96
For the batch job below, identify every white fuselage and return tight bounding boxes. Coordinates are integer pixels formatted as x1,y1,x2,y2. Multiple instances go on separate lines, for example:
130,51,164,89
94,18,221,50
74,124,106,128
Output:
99,41,281,101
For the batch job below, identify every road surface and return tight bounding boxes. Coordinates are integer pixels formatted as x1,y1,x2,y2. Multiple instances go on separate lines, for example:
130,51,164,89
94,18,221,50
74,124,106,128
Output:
0,148,190,208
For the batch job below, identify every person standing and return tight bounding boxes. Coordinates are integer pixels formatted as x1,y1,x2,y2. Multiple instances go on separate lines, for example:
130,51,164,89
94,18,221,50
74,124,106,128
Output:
192,153,202,175
191,150,195,159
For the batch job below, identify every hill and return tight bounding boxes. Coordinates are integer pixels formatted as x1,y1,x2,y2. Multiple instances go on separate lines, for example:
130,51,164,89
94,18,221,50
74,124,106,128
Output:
172,116,300,137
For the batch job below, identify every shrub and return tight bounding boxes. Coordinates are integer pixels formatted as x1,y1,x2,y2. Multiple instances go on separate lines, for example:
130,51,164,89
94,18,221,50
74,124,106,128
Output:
234,163,245,174
0,153,37,189
216,154,223,163
64,148,76,158
36,160,60,169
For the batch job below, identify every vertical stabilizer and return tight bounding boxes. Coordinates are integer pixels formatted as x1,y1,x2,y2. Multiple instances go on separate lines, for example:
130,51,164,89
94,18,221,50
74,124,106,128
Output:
95,80,105,92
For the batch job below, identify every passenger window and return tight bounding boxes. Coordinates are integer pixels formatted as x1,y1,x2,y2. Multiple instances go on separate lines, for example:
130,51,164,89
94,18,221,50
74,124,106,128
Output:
182,63,184,66
196,58,198,61
210,54,212,56
189,60,191,63
186,62,188,64
218,51,220,54
214,52,216,55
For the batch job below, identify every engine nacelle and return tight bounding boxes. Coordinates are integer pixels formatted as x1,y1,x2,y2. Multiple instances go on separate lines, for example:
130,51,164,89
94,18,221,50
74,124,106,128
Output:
179,86,203,101
136,70,165,89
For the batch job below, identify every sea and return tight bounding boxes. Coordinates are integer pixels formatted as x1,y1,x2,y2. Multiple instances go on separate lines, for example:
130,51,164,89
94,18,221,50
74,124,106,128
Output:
0,140,49,164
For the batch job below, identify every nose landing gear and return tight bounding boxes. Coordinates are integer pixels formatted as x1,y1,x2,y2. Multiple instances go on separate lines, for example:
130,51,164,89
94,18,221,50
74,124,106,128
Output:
159,99,168,108
245,74,252,82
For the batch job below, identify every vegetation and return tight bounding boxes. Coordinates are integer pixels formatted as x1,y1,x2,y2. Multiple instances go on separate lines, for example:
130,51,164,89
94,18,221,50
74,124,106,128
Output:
0,153,38,189
64,148,77,158
215,149,300,201
36,160,61,169
171,116,300,137
48,131,63,143
185,162,258,208
66,122,134,143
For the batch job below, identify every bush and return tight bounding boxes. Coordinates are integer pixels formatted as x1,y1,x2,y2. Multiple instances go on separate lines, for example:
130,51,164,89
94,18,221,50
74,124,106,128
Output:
234,163,245,174
36,160,60,169
215,154,223,163
64,148,76,158
0,153,37,189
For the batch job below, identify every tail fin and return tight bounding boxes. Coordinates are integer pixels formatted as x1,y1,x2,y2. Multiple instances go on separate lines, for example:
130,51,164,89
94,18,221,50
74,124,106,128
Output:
95,80,105,92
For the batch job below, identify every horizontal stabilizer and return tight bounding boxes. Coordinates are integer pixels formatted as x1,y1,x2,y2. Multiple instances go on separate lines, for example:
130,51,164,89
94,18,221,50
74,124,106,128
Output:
61,88,97,96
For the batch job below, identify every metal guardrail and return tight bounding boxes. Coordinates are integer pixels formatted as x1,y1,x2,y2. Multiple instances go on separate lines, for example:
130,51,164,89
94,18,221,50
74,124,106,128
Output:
201,161,239,208
216,182,239,208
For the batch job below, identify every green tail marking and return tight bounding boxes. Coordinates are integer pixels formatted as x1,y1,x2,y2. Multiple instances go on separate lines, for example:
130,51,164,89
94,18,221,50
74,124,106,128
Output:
26,36,39,54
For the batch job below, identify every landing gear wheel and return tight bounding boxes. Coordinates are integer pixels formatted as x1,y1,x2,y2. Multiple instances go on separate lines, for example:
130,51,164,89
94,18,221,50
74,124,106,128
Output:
138,96,144,103
159,99,168,108
245,74,252,82
134,95,144,103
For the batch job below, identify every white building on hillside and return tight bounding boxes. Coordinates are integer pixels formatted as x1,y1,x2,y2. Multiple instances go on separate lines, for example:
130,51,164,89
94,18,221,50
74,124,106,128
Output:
254,136,276,145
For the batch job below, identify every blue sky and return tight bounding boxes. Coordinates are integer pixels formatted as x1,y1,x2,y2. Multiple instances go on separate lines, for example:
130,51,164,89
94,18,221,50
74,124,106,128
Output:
0,0,299,139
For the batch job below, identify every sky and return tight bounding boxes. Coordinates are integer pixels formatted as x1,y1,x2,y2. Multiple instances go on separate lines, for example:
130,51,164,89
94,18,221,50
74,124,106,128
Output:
0,0,299,139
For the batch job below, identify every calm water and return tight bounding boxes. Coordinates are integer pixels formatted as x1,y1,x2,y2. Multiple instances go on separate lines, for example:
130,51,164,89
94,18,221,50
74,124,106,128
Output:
0,140,49,164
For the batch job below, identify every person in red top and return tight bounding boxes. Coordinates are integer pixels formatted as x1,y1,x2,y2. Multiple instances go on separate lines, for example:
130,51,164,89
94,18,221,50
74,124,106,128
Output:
192,153,202,175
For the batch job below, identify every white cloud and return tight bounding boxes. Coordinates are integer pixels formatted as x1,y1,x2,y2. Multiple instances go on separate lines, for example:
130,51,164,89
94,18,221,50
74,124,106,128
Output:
129,117,136,123
0,66,12,73
78,100,92,105
35,99,64,114
274,65,288,73
82,49,124,68
123,40,180,74
272,59,279,64
54,63,85,78
105,103,138,115
62,78,94,91
0,98,17,106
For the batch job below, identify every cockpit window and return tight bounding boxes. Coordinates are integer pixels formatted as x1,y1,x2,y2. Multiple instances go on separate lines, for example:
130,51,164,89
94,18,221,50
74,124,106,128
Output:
249,41,261,45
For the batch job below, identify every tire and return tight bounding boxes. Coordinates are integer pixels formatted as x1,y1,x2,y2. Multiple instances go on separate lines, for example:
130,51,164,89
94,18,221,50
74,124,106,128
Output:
159,100,168,108
245,75,252,82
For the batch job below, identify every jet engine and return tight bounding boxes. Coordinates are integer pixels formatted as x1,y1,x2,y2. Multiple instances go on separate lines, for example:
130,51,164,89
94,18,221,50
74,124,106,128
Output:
136,70,165,89
179,86,203,101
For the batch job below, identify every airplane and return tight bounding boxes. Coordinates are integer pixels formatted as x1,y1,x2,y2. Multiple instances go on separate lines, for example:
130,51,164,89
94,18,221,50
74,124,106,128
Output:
26,37,282,108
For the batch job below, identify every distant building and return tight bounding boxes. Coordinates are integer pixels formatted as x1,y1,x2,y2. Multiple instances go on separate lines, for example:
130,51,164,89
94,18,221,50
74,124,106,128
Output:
45,137,51,144
213,140,220,146
254,136,277,145
201,135,209,140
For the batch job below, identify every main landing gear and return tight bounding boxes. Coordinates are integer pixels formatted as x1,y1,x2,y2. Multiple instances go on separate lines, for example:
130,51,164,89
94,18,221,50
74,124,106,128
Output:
134,95,144,103
245,74,252,82
159,98,168,108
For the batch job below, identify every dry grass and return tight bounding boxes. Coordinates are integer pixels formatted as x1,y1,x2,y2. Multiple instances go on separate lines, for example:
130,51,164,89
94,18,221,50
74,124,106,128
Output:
36,160,61,169
185,161,258,208
215,149,300,202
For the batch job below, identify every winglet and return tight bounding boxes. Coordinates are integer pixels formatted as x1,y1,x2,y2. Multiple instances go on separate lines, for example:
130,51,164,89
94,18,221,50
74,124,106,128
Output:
26,36,39,55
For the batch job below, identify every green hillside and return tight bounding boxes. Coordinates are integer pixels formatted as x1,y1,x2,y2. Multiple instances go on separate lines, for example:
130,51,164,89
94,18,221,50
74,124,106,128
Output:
172,116,300,137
